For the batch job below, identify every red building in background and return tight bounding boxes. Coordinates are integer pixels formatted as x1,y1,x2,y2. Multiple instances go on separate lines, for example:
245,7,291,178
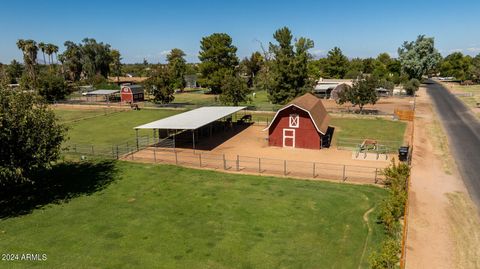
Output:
265,93,331,150
120,85,144,103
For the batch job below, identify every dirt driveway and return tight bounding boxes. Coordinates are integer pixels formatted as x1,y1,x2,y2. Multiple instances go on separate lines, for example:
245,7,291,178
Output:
405,87,480,269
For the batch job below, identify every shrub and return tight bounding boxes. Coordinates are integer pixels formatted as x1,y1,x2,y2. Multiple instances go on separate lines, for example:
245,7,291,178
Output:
403,78,420,95
369,237,401,269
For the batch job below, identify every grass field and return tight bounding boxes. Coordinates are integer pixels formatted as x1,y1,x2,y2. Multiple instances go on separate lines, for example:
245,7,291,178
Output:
55,108,406,149
55,109,182,146
0,161,387,268
451,84,480,117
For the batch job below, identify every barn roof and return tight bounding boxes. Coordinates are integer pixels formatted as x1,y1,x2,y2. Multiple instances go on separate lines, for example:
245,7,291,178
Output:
265,93,330,134
134,106,246,130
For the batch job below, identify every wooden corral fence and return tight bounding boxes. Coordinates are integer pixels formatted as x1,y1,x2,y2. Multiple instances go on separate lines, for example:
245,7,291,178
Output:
394,108,414,121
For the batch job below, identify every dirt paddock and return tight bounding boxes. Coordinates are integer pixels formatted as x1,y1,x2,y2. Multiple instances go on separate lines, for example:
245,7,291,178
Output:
130,125,394,184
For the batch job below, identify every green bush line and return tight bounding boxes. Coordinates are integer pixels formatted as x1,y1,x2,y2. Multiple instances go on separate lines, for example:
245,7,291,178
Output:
369,160,410,268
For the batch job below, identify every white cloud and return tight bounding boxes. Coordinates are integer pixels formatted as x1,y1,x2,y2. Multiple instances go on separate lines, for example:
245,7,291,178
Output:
160,50,170,56
449,48,463,53
466,47,480,52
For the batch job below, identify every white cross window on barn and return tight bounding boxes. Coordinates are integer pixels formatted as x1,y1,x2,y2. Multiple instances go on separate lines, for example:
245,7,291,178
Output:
289,114,299,128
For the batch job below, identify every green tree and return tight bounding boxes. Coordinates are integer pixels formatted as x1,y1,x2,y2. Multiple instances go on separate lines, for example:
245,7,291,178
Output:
240,52,263,88
59,41,83,81
166,48,187,89
398,35,441,79
37,72,70,101
403,78,420,95
38,42,47,65
219,71,251,106
473,54,480,82
198,33,239,94
325,47,349,78
143,67,174,104
5,60,23,84
16,39,39,87
267,27,314,104
80,38,113,79
109,49,122,80
0,86,66,187
439,52,473,81
337,76,379,112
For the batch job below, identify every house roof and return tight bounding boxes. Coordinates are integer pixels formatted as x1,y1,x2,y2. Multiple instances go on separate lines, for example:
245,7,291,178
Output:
265,93,330,134
108,76,149,83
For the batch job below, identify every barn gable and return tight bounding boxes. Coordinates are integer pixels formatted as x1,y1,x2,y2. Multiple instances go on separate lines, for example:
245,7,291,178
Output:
265,93,330,135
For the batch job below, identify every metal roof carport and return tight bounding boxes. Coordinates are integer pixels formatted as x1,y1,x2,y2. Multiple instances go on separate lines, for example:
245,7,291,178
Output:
134,106,246,150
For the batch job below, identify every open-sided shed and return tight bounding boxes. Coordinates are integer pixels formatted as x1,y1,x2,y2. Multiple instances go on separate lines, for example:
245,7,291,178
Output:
134,106,246,150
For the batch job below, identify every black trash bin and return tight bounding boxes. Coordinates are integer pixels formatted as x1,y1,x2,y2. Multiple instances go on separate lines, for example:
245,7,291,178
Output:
398,146,409,162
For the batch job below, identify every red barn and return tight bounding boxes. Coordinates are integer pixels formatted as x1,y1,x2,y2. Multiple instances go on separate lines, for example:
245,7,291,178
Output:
120,85,144,103
265,93,331,150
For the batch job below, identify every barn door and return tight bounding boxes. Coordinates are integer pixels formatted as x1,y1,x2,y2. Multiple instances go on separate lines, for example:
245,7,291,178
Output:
283,129,295,148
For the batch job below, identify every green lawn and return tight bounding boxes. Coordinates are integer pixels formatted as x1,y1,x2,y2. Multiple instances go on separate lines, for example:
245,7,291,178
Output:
0,161,387,268
55,109,182,146
330,117,407,150
55,109,119,123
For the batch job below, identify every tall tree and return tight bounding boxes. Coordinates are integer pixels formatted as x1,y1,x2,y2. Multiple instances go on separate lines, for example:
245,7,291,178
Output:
16,39,39,86
80,38,113,79
109,49,122,81
198,33,239,94
240,52,263,88
38,42,47,65
325,47,349,78
267,27,314,104
59,41,83,81
398,35,441,79
219,71,251,106
143,67,175,104
166,48,187,89
439,52,473,81
0,86,66,187
5,60,23,84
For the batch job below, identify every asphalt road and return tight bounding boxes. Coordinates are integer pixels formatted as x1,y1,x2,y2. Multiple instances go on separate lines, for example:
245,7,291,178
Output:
425,80,480,209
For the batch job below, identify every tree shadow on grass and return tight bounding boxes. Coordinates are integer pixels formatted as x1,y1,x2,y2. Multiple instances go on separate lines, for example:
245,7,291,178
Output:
0,160,118,219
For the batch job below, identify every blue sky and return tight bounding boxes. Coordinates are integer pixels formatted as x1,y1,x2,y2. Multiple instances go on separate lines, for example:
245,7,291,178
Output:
1,0,480,63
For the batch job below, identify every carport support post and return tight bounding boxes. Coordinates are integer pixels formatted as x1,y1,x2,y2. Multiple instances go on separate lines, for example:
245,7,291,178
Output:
258,158,261,173
236,155,239,171
223,154,226,170
135,129,139,151
153,147,156,163
192,129,196,152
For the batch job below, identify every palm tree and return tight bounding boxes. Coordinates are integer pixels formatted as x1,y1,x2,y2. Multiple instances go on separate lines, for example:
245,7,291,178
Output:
45,44,53,65
38,42,46,65
51,44,59,64
16,39,38,86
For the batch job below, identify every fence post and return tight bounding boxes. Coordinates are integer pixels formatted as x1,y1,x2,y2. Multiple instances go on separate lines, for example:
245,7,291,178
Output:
175,150,178,165
284,160,287,176
74,144,77,153
223,154,226,170
91,145,94,155
258,158,261,173
236,155,239,171
131,147,134,160
111,146,115,159
343,165,346,181
312,162,316,178
199,153,202,167
374,168,378,184
153,147,157,163
116,145,119,159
